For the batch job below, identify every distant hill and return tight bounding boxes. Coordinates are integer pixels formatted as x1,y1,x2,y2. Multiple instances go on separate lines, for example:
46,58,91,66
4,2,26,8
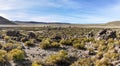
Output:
106,21,120,26
0,16,16,25
14,21,70,25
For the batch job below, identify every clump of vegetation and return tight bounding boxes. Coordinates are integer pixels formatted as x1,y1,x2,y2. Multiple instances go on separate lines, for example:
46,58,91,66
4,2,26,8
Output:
39,38,52,49
3,43,21,52
73,43,86,50
70,58,95,66
32,60,42,66
25,39,35,47
60,39,72,45
95,58,113,66
8,49,25,61
103,51,119,61
51,42,60,48
45,50,70,66
0,50,7,63
4,36,10,41
40,38,60,49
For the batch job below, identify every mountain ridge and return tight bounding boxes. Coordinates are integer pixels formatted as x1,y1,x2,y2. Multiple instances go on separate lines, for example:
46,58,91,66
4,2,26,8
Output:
0,16,16,25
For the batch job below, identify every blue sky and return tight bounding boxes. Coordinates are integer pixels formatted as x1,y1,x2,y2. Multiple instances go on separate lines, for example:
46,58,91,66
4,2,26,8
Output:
0,0,120,24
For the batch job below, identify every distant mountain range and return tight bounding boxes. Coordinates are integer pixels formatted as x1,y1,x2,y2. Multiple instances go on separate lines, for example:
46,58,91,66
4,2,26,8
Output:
14,21,70,25
0,16,120,25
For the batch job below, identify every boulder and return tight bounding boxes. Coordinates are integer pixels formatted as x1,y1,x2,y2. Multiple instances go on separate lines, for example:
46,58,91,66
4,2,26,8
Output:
6,30,22,37
87,32,94,38
51,35,62,42
27,31,36,38
96,29,116,40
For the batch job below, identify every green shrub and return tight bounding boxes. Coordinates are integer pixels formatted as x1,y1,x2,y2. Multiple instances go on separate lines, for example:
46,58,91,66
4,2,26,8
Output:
71,58,94,66
95,58,113,66
0,50,7,63
8,49,25,61
32,60,42,66
40,38,60,49
25,41,35,47
39,39,51,49
104,52,119,61
46,50,70,65
60,39,72,45
51,42,60,48
73,43,86,49
3,43,21,52
4,36,10,41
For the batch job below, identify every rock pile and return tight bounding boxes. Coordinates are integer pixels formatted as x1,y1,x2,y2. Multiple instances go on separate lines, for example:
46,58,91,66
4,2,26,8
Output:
96,29,116,40
6,30,22,37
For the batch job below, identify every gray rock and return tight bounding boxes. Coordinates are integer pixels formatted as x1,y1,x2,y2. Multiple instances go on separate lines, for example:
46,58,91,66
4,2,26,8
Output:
96,29,116,40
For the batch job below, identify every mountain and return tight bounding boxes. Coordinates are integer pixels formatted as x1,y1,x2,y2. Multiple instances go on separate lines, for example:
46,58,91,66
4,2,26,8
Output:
0,16,16,25
14,21,70,25
106,21,120,26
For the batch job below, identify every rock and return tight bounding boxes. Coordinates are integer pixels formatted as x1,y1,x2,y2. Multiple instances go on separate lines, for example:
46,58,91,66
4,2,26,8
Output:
98,29,107,36
87,32,94,38
51,35,62,42
96,29,116,40
6,30,22,37
28,31,36,38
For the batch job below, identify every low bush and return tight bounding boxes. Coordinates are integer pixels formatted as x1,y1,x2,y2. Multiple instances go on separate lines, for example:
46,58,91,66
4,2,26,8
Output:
32,60,42,66
45,50,70,66
51,42,60,48
95,58,113,66
8,49,25,61
70,58,94,66
73,43,86,50
0,50,7,63
3,43,20,52
60,39,72,45
39,39,51,49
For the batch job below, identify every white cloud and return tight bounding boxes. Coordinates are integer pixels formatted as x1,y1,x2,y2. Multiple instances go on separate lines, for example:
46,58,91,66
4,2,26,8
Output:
0,0,120,24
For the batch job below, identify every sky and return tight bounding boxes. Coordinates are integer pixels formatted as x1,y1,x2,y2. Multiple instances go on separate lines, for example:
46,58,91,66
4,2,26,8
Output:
0,0,120,24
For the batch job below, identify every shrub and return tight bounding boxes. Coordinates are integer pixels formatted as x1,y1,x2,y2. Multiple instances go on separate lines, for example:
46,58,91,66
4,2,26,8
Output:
51,42,60,48
7,39,17,43
95,58,113,66
73,43,86,50
88,48,96,55
39,39,51,49
96,52,103,59
46,50,70,65
0,43,3,49
0,50,7,63
3,43,21,52
4,36,10,41
70,58,94,66
8,49,25,61
60,39,72,45
98,45,108,52
103,52,119,61
32,60,42,66
25,41,35,47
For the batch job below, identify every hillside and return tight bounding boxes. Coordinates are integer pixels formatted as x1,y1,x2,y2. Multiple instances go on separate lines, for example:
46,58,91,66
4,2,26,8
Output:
106,21,120,26
0,16,16,25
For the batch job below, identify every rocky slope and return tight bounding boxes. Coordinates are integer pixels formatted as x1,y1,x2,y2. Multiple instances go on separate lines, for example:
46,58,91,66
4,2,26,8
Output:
0,16,16,25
